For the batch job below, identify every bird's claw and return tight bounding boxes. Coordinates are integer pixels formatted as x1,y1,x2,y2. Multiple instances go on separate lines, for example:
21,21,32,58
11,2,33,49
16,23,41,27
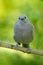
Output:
27,48,31,53
15,43,19,50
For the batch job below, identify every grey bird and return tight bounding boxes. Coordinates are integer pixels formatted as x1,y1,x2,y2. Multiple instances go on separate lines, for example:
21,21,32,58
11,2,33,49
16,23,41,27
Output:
14,14,34,50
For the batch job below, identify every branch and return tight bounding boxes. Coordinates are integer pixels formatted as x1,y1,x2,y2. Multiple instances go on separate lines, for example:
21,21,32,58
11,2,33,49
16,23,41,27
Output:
0,41,43,56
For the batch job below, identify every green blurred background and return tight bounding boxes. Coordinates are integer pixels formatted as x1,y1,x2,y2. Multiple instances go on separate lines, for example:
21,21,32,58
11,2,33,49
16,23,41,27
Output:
0,0,43,65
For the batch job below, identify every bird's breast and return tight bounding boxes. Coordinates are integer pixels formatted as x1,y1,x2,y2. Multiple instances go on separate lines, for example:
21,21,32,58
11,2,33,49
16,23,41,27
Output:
18,25,30,37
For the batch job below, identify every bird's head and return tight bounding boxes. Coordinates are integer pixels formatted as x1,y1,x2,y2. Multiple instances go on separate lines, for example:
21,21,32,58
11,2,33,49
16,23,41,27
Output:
18,14,28,22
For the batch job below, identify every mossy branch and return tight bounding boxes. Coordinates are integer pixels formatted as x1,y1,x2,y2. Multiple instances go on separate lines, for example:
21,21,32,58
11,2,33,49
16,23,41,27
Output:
0,41,43,56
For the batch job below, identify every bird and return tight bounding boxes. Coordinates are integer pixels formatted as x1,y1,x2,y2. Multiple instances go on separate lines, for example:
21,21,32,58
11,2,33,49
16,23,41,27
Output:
13,14,34,50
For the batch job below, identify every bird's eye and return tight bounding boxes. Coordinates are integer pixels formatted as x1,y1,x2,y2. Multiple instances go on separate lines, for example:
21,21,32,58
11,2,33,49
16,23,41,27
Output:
19,17,20,20
24,17,26,19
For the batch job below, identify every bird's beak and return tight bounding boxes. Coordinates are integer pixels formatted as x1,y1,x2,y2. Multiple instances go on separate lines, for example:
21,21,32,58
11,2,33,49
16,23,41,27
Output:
21,18,24,20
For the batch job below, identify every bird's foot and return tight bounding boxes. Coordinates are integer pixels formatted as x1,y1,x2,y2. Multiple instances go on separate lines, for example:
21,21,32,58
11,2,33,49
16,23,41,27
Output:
27,47,31,53
15,43,19,49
